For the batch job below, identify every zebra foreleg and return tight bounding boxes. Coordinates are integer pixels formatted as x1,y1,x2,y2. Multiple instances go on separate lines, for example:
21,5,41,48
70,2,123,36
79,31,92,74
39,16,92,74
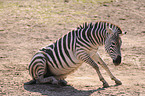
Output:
91,63,109,88
77,52,109,88
92,53,122,85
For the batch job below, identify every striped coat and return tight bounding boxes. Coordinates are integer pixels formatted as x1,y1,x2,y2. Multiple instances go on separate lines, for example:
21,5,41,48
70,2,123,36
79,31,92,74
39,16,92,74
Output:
27,21,125,87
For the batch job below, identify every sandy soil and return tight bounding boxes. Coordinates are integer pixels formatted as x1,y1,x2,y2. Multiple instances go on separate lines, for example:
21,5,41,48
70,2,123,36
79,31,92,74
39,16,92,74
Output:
0,0,145,95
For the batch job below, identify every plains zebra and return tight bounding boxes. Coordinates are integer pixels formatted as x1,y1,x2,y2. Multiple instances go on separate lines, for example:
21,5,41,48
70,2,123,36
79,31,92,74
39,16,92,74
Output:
25,21,126,88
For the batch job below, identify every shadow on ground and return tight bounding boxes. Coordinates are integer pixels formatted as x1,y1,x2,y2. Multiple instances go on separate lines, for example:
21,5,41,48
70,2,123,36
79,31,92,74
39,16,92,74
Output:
24,83,106,96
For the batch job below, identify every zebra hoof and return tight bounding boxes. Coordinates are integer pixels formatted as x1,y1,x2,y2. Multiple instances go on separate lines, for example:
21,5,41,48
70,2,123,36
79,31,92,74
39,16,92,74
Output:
24,80,36,85
115,80,122,85
103,82,109,88
52,80,59,85
59,80,68,86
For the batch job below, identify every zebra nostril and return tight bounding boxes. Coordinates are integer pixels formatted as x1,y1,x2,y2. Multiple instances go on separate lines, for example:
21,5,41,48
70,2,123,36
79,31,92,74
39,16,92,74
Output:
113,55,121,66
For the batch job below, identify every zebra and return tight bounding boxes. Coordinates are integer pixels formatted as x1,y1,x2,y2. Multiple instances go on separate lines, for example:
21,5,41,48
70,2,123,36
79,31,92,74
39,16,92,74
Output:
24,21,127,88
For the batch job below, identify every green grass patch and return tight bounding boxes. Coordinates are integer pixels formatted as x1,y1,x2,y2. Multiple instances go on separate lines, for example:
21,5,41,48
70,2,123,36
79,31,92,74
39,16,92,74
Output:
0,0,113,27
0,1,4,9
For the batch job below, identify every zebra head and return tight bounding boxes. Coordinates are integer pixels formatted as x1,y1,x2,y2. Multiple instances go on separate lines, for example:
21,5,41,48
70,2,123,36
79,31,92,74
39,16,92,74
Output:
105,26,124,66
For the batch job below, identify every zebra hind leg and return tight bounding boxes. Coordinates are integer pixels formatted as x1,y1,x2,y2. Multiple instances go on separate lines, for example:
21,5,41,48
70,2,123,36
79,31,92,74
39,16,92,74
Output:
24,76,59,85
24,78,68,86
36,75,59,85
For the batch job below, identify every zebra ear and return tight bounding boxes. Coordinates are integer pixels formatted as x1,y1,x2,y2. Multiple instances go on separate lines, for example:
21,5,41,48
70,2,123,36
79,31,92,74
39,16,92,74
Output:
122,31,127,35
119,31,127,36
106,26,113,35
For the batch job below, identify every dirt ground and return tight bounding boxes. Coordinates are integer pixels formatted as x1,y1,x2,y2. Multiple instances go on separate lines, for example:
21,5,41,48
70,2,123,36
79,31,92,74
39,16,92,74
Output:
0,0,145,95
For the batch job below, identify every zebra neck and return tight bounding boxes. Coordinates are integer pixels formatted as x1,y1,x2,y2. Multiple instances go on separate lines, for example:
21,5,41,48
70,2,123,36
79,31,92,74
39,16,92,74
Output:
94,29,107,46
76,27,107,47
76,21,122,47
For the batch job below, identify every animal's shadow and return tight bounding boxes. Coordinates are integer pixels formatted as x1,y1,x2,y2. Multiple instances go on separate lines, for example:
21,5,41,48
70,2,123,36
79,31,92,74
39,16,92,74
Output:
24,83,120,96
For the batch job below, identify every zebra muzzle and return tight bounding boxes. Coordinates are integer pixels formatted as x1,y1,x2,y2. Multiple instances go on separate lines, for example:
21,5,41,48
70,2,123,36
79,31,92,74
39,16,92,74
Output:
113,55,121,66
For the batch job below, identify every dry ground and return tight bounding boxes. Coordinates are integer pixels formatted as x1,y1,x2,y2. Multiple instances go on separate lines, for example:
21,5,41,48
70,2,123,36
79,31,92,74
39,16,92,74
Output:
0,0,145,95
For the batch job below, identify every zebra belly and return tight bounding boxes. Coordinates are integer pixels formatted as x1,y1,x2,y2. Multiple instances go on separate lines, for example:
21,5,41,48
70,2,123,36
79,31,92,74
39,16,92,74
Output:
48,61,83,76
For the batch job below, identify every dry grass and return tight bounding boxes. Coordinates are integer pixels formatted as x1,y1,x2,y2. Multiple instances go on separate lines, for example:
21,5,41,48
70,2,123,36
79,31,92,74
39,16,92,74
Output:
0,0,145,95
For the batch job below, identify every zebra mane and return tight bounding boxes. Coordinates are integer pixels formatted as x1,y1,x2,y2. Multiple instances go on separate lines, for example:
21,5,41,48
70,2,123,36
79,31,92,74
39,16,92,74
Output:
77,22,93,30
77,21,122,34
